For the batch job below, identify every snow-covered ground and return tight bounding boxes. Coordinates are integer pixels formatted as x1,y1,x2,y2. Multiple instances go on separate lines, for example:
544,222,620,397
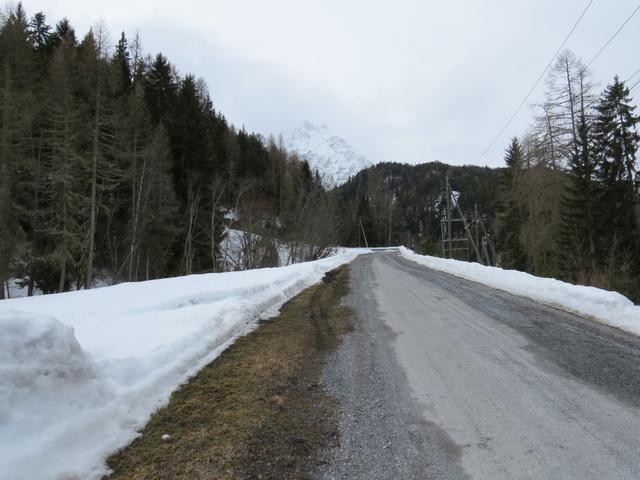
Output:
220,228,338,270
399,247,640,336
220,228,292,270
6,276,114,299
5,279,40,298
0,250,368,480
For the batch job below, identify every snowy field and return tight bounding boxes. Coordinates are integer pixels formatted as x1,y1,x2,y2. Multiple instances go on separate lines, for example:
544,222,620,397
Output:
400,247,640,336
0,250,367,480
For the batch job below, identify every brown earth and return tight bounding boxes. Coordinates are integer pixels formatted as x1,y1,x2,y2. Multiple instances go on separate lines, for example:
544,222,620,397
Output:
105,266,352,480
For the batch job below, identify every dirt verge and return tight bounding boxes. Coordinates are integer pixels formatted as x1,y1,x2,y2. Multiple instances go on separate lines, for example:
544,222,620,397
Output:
105,266,352,480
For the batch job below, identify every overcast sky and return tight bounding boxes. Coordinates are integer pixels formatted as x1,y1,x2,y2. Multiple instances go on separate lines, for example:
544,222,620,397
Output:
23,0,640,167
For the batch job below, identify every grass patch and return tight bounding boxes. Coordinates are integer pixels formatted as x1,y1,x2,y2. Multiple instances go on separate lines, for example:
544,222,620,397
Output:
105,266,352,480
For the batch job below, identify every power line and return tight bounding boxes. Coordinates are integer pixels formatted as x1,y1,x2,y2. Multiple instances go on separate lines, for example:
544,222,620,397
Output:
586,4,640,67
626,67,640,83
476,0,595,163
630,77,640,93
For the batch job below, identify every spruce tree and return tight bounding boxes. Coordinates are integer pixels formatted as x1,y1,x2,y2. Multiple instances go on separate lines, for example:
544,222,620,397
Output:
593,79,639,241
28,11,51,50
498,137,527,269
592,77,640,290
113,32,131,95
559,110,598,281
144,53,177,126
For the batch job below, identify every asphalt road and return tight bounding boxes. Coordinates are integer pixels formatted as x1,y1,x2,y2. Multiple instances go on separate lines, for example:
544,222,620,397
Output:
316,252,640,480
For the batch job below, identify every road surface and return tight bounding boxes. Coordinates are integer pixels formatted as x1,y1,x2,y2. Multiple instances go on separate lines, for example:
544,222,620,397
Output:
316,252,640,479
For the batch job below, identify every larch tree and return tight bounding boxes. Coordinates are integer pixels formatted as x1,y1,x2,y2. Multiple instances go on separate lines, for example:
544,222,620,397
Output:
42,31,84,292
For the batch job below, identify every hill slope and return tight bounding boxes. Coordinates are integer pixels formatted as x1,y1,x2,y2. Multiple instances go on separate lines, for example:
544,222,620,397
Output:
337,162,503,251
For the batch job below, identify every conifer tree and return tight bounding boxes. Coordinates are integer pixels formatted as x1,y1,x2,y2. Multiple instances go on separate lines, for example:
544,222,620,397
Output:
592,77,640,281
0,3,35,297
498,137,527,269
558,65,599,282
28,11,51,50
137,125,180,279
113,32,131,95
559,110,598,280
41,37,84,292
144,53,177,126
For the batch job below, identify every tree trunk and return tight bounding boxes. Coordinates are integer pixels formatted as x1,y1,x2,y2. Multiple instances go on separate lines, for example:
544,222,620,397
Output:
0,68,13,298
183,183,200,275
128,91,143,282
58,258,66,293
86,58,102,289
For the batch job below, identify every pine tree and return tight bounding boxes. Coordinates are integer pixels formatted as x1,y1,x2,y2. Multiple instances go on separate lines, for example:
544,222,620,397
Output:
49,18,76,49
144,53,177,126
592,77,640,291
113,32,131,95
28,11,51,50
498,137,527,269
559,110,598,280
0,3,36,297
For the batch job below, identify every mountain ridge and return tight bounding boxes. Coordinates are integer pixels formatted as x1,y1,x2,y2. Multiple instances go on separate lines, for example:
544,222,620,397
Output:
286,122,373,187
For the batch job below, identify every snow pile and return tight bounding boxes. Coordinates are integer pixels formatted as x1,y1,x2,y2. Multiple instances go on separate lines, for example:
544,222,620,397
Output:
5,279,40,298
399,247,640,336
220,228,292,270
220,228,339,270
0,250,367,480
286,121,373,187
0,312,95,393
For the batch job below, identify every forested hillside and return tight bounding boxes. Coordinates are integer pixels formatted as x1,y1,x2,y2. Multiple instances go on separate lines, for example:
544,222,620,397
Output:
337,161,502,252
0,4,336,297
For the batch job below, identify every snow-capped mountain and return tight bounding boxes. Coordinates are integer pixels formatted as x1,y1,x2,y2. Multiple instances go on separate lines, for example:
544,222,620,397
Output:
286,122,373,187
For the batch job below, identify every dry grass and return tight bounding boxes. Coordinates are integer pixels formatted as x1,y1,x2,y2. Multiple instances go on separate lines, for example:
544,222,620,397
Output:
105,266,352,480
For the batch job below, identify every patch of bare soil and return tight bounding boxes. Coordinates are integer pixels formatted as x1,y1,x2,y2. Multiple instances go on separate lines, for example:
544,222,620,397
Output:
105,266,352,480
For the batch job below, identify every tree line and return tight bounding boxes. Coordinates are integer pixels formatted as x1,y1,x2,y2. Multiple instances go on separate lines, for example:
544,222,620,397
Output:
0,4,339,297
496,51,640,300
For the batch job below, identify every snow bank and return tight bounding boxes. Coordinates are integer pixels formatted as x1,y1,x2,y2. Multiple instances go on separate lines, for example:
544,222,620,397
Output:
0,250,367,480
399,247,640,336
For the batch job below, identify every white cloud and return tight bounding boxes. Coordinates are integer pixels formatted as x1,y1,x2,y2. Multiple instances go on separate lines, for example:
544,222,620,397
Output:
22,0,640,167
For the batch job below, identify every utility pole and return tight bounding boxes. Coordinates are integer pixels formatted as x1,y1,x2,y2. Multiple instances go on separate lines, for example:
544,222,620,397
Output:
359,217,369,248
445,175,452,258
440,175,485,263
440,215,445,258
474,204,480,263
